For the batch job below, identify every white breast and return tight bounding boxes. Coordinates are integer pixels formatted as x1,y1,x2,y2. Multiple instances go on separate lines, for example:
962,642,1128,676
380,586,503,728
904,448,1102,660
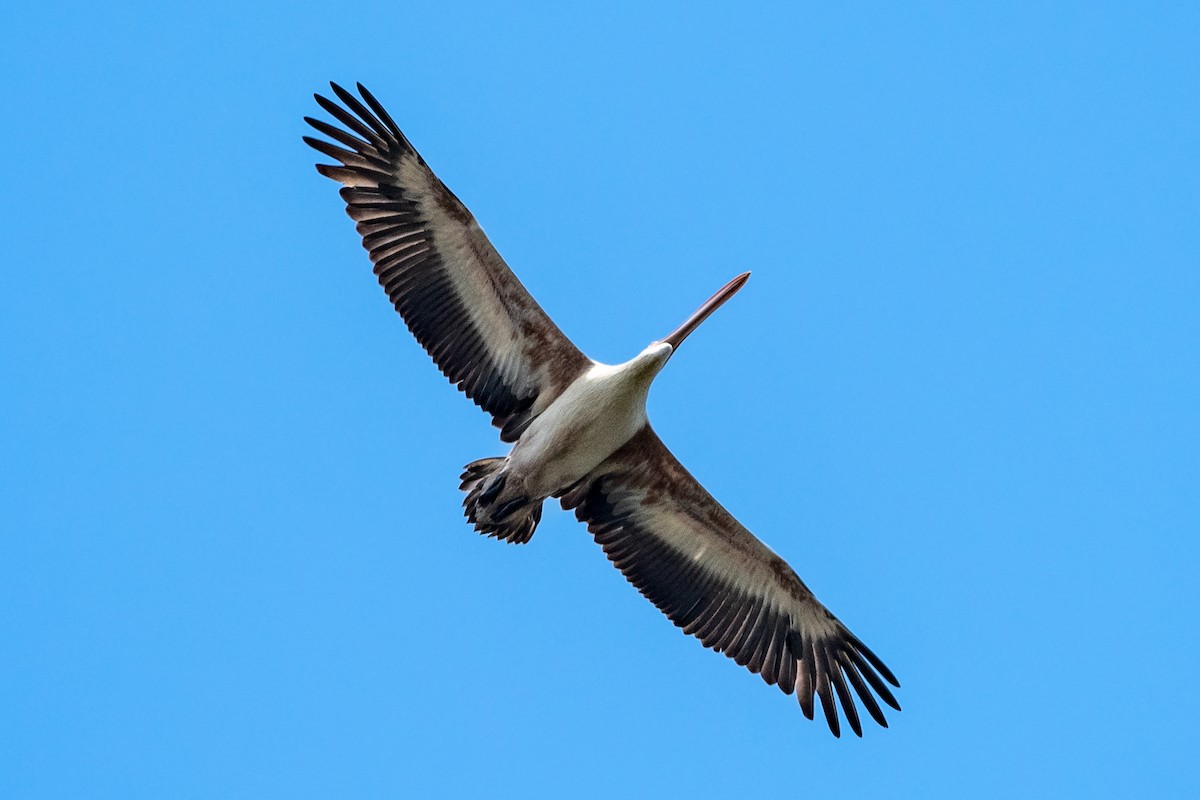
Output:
506,344,672,497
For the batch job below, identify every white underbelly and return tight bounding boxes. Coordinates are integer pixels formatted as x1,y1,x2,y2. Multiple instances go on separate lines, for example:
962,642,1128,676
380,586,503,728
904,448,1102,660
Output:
505,364,650,497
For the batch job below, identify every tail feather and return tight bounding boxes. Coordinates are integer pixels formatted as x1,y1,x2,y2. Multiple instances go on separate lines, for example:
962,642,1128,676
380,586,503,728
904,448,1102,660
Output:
459,458,543,544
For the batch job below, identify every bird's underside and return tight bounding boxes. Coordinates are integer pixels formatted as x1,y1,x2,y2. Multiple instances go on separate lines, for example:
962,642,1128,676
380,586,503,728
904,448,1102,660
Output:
305,82,902,737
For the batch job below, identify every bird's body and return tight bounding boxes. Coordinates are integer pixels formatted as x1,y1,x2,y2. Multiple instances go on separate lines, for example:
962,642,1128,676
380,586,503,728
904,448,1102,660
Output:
459,346,672,544
503,345,668,501
305,82,902,737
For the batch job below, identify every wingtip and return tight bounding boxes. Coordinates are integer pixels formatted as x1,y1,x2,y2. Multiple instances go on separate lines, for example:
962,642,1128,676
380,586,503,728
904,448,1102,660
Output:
330,81,356,106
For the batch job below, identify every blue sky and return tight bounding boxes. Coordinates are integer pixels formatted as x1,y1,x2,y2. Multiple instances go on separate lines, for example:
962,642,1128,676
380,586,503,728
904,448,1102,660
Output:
3,1,1198,797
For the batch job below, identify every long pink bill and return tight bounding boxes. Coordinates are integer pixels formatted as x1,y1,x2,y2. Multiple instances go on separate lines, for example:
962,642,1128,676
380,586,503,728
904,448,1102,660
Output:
661,272,751,350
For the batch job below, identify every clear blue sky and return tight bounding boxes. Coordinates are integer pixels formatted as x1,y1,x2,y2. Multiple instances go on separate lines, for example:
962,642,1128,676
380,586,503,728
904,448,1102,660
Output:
3,2,1197,797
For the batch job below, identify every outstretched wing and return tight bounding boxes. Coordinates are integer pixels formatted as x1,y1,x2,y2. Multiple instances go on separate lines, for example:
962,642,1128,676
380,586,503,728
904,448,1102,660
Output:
560,426,901,737
304,83,590,441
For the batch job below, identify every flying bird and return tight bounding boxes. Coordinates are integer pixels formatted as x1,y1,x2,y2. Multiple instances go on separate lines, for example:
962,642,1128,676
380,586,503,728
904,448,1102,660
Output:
304,82,901,737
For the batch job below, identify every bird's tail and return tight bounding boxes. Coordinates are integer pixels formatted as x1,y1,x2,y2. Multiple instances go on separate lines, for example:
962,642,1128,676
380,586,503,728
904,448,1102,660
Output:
459,458,543,545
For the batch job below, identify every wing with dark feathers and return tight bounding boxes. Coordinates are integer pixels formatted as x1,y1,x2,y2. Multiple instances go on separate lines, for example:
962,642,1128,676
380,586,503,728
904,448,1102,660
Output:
304,82,590,441
560,426,902,737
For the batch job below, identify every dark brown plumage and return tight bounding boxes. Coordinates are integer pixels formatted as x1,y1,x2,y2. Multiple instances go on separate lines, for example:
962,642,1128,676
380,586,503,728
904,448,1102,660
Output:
559,427,899,737
304,83,589,441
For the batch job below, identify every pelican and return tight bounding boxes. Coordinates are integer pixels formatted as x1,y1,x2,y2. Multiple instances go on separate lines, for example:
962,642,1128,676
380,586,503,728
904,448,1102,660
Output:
304,83,901,737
